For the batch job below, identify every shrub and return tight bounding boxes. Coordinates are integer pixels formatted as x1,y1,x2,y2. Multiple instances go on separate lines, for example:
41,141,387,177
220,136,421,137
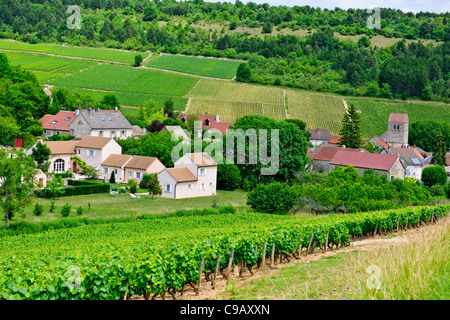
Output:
139,173,152,189
247,183,297,214
217,163,242,190
33,203,44,216
219,205,236,214
445,181,450,198
61,203,71,217
128,179,138,194
76,206,83,216
421,165,448,187
109,170,116,184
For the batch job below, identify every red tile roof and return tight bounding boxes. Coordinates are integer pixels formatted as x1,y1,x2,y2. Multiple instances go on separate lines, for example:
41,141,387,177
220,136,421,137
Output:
178,113,233,135
372,136,389,149
309,146,361,161
40,111,76,131
330,150,399,171
388,113,408,123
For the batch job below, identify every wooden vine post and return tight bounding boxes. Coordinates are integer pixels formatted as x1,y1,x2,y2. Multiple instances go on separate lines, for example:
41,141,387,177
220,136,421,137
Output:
297,237,303,257
196,256,204,295
212,253,221,289
261,241,267,270
270,243,275,266
306,233,314,256
226,249,234,279
373,222,378,237
324,232,329,253
397,217,400,232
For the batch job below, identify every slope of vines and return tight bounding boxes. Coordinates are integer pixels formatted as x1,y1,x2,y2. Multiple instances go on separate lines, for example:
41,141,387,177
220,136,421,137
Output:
0,205,448,300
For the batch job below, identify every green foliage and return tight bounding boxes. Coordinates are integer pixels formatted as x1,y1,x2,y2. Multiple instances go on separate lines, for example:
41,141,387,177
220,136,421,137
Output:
109,170,116,184
211,196,218,209
339,103,363,149
262,22,273,34
31,141,51,172
409,120,450,152
134,54,143,67
236,63,252,82
76,206,83,216
45,134,76,141
421,165,448,187
128,179,138,194
247,183,297,214
139,131,183,167
32,203,44,216
217,163,242,190
147,174,162,198
60,203,71,217
430,132,448,167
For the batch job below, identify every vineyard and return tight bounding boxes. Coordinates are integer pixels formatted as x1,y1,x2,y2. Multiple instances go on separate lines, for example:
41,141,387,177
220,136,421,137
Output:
0,39,147,63
147,54,243,79
0,204,447,300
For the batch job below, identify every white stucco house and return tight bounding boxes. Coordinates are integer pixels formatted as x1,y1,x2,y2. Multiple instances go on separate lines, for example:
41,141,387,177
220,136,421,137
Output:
74,136,122,172
158,152,218,199
26,139,78,174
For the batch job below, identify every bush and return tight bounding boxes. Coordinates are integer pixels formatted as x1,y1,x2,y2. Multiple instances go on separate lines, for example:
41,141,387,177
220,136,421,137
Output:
421,165,448,187
219,205,236,214
445,181,450,198
128,179,138,194
76,206,83,216
61,203,71,217
247,183,297,214
33,203,44,216
109,170,116,184
139,173,152,189
217,163,242,190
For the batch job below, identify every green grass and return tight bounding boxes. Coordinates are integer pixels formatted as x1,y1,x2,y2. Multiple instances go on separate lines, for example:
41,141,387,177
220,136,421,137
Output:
147,54,243,79
2,51,74,71
15,189,248,224
0,39,148,63
219,219,450,300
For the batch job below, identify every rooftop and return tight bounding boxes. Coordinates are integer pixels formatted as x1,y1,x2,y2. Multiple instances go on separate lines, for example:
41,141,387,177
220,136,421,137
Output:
165,167,198,182
75,136,114,150
43,140,79,155
75,108,133,130
388,113,408,123
101,154,133,168
124,155,159,170
40,111,76,131
307,128,332,141
309,146,361,161
330,150,399,171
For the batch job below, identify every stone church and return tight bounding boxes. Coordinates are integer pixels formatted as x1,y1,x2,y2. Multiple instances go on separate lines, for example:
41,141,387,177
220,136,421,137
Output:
380,113,409,148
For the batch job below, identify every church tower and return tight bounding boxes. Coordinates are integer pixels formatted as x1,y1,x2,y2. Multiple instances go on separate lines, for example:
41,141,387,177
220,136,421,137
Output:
380,114,408,147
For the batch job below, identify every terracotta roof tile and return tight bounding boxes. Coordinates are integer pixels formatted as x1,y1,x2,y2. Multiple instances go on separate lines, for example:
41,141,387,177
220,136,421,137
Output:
187,152,218,166
388,114,408,123
75,136,114,149
101,154,133,168
372,136,389,149
330,150,398,171
124,156,159,170
165,167,197,182
43,141,79,155
40,111,76,131
309,146,361,161
328,136,342,144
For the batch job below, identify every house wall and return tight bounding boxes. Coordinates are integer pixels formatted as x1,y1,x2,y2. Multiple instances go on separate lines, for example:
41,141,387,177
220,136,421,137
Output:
312,159,331,173
76,140,122,170
102,166,125,182
158,170,178,199
388,158,405,180
91,129,132,139
43,129,70,139
48,154,73,173
68,114,91,139
124,159,166,183
405,166,422,180
382,122,409,147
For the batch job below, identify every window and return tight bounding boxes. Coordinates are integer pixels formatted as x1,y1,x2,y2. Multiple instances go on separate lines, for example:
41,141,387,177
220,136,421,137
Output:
99,131,103,137
104,168,109,174
107,117,112,121
200,183,205,191
129,171,133,178
199,168,205,176
136,172,141,179
78,121,83,125
64,117,71,121
111,131,116,138
121,131,126,138
53,158,65,173
210,182,214,187
204,119,210,126
51,120,57,124
89,150,95,157
165,185,172,192
100,117,105,121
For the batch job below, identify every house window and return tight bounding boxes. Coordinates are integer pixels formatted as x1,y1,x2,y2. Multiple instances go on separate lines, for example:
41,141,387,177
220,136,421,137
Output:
129,171,133,178
204,119,210,126
121,130,126,138
53,158,65,173
165,185,172,192
99,131,103,137
78,121,83,125
136,172,141,179
210,182,214,187
111,131,116,138
200,183,205,191
104,168,109,174
89,150,95,157
199,168,205,176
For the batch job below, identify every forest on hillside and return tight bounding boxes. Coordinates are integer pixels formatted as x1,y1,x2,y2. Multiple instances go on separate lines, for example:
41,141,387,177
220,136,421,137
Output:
0,0,449,102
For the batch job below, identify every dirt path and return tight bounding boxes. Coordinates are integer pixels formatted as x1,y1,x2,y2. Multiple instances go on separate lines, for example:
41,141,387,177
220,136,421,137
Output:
130,217,447,301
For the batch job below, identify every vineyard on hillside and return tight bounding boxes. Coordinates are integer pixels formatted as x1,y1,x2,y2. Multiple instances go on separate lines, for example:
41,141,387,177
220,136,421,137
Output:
0,204,447,300
147,54,242,79
0,39,147,63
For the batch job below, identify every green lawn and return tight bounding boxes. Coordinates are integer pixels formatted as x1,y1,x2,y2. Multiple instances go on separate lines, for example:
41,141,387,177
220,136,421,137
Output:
147,54,243,79
17,190,248,224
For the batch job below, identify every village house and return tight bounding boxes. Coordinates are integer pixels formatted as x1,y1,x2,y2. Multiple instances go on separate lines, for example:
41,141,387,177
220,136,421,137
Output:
178,113,233,136
389,147,424,180
39,111,76,138
68,107,133,139
369,136,390,154
100,154,133,182
308,145,362,174
26,140,78,174
327,135,342,147
158,152,218,199
123,156,166,183
74,136,122,172
161,125,191,144
329,150,405,180
306,128,332,147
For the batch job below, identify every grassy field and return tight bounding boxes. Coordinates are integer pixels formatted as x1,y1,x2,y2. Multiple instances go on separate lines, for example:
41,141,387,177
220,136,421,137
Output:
219,218,449,300
147,54,243,79
14,190,248,224
0,39,148,63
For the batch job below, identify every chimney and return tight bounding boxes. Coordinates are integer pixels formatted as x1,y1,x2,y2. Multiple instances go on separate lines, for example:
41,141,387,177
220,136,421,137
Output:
75,107,80,116
316,127,319,132
216,115,220,122
115,106,118,111
88,106,92,117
